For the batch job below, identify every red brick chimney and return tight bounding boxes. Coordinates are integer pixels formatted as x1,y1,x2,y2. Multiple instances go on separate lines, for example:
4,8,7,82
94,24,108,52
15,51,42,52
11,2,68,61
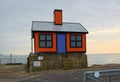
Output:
54,9,62,25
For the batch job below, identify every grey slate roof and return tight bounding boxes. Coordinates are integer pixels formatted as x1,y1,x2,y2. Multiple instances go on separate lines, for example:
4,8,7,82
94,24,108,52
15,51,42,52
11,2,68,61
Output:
32,21,88,33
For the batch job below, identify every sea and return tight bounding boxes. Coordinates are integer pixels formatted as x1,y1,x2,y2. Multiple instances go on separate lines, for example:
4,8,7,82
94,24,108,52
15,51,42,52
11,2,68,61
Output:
0,54,120,66
87,54,120,66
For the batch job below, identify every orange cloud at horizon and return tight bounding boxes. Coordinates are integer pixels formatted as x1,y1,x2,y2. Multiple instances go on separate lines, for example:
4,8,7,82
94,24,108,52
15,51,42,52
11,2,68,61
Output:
87,26,120,54
87,37,120,54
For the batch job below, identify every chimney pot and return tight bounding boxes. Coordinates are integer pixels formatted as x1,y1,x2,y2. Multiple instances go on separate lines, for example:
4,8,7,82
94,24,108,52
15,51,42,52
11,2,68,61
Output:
54,9,62,25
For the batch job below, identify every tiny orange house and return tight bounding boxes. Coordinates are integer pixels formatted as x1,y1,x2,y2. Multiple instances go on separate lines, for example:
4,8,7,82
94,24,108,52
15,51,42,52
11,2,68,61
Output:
31,9,88,53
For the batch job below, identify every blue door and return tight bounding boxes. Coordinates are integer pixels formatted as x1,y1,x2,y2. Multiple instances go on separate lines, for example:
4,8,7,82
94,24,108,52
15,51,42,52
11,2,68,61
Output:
57,34,66,53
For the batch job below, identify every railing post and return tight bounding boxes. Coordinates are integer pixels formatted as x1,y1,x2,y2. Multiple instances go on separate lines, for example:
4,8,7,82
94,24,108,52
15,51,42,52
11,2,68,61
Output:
10,53,12,64
109,75,112,82
83,72,87,82
0,59,1,64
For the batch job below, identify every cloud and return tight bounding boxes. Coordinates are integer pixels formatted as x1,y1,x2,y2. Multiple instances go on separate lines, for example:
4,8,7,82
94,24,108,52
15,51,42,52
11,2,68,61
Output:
87,25,120,42
90,27,120,35
87,39,120,54
87,25,120,54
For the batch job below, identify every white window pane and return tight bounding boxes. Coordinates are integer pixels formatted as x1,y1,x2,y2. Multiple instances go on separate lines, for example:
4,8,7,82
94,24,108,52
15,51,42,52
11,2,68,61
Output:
46,35,52,40
40,41,45,47
40,35,45,40
77,42,81,47
77,36,81,41
71,36,75,41
47,42,52,47
71,42,76,47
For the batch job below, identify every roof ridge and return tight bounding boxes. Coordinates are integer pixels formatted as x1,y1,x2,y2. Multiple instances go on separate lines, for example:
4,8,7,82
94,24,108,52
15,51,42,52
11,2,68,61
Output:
32,21,82,24
32,21,53,23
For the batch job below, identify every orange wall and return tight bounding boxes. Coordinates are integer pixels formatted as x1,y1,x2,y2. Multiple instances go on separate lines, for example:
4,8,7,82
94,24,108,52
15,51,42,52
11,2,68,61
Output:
66,33,86,52
33,32,86,53
34,32,56,53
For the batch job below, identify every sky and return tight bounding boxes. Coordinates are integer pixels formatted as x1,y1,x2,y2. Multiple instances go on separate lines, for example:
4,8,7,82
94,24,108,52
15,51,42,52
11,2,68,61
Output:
0,0,120,55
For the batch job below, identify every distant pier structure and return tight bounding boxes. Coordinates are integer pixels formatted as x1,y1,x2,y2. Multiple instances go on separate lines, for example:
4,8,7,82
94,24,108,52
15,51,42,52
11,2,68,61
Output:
28,9,88,72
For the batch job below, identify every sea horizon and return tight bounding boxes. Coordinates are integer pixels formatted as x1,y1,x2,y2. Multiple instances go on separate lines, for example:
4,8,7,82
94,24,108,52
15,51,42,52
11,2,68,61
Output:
0,53,120,56
0,53,120,66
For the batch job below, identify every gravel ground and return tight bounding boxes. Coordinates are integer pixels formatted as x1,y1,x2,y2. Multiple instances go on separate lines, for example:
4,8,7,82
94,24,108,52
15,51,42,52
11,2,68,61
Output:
18,70,83,82
0,64,120,82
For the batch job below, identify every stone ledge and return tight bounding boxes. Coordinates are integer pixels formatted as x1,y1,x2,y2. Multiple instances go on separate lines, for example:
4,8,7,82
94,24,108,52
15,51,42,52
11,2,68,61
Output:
27,53,88,72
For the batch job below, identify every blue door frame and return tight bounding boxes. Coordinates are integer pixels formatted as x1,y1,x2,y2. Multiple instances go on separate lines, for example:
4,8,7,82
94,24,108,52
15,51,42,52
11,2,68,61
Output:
57,34,66,53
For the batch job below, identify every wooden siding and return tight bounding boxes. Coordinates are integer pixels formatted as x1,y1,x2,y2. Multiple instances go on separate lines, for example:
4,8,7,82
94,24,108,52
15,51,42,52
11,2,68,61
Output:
33,32,86,53
66,33,86,52
34,32,56,53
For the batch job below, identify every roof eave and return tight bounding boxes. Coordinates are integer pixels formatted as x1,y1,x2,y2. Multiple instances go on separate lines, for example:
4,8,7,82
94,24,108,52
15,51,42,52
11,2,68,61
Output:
32,30,88,34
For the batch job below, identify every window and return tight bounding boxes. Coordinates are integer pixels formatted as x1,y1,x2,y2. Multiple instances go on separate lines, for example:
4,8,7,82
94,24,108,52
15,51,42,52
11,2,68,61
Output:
70,35,82,48
39,34,52,48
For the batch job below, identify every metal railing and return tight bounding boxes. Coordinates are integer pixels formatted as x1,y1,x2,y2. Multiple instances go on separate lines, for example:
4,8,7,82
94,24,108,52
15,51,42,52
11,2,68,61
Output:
83,69,120,82
0,58,27,64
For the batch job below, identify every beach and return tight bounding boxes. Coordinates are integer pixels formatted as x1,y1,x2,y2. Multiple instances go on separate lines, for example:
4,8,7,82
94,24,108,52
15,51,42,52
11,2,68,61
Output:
0,64,120,82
